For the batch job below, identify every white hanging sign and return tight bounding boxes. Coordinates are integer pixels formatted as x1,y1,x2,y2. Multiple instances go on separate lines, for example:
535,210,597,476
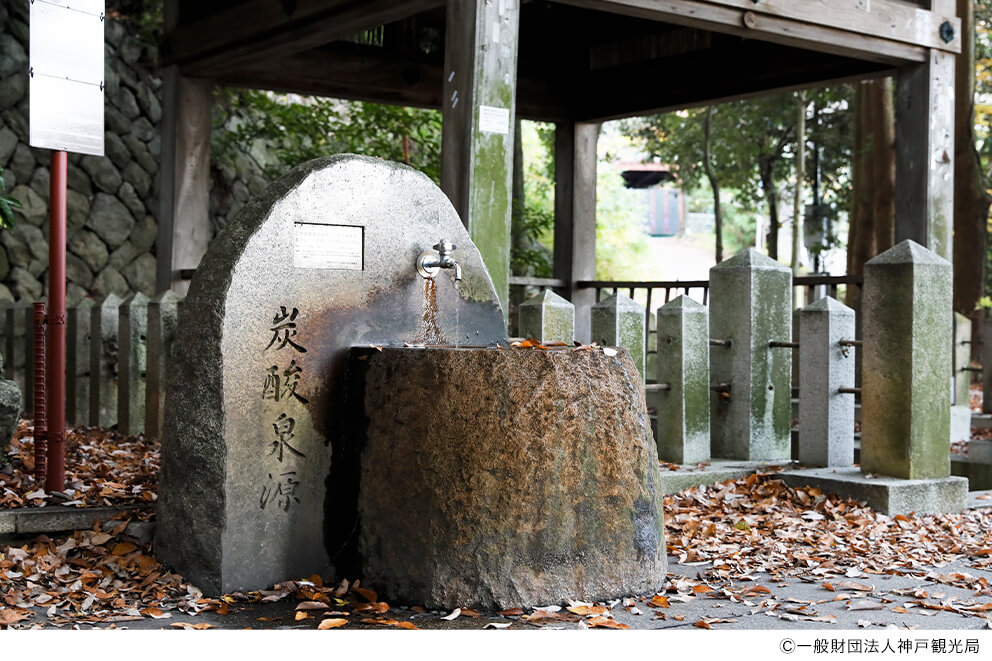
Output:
479,105,510,135
29,0,105,156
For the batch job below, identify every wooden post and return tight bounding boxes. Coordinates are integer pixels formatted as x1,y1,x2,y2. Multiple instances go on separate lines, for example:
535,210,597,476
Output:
894,4,955,261
156,65,213,296
553,121,599,344
440,0,520,318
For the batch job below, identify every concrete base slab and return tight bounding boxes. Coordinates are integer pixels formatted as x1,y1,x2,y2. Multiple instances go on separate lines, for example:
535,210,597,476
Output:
951,439,992,490
779,468,968,516
659,460,790,494
0,505,149,538
971,412,992,429
968,490,992,510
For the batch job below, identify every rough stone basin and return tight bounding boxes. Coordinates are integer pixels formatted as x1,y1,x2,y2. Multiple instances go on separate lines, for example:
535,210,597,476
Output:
353,346,667,609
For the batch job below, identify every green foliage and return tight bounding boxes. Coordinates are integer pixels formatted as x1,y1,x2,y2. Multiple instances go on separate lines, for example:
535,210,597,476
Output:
213,89,443,184
594,158,650,280
512,121,556,277
0,168,20,231
622,87,853,262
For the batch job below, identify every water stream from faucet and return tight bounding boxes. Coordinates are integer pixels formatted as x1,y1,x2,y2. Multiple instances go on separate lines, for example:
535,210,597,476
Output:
416,277,445,345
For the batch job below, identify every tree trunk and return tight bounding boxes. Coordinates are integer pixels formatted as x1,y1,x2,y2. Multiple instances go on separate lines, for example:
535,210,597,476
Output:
847,81,876,308
792,92,806,276
760,155,779,260
870,78,895,255
954,0,991,316
703,106,724,263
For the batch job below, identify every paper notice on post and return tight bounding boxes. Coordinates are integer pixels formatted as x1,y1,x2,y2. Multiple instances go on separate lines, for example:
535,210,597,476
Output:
479,105,510,135
293,223,364,270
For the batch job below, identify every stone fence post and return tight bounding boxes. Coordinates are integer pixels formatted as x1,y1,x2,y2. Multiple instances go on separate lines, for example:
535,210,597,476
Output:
119,292,148,436
984,311,992,414
67,299,93,425
861,240,951,479
655,295,709,464
951,312,972,443
709,249,792,461
798,296,855,467
518,289,574,344
591,293,645,379
90,294,121,428
19,299,34,415
0,302,14,384
146,291,181,439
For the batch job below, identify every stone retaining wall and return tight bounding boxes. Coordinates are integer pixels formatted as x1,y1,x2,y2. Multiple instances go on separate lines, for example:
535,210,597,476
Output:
0,3,160,305
0,4,263,309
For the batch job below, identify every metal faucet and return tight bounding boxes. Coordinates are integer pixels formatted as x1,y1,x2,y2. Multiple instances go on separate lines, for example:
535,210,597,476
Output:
417,238,462,281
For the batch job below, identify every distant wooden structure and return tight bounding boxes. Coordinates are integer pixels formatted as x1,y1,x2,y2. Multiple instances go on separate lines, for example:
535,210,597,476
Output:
158,0,960,340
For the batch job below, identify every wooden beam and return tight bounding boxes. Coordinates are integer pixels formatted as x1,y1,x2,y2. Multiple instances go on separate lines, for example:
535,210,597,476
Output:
551,0,955,63
165,0,445,76
440,0,521,318
696,0,959,52
210,43,571,122
156,66,213,296
554,122,599,344
894,49,955,260
575,41,889,122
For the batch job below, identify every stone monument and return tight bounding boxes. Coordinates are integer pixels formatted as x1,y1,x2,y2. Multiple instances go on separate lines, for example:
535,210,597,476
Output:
156,155,505,595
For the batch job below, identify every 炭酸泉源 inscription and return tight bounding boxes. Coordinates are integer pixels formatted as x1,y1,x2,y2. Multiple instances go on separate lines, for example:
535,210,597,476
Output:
293,223,364,270
260,306,310,512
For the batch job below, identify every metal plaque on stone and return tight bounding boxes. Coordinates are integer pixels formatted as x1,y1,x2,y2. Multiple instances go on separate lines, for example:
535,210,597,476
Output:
29,0,105,156
293,222,364,270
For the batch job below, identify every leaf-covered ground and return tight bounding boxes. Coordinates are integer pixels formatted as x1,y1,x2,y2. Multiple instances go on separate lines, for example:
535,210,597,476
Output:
2,419,992,629
0,421,158,509
1,467,990,629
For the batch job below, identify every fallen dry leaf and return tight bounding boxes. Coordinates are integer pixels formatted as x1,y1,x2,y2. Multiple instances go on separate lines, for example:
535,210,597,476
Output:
587,616,629,629
318,618,348,630
647,595,670,608
296,601,330,611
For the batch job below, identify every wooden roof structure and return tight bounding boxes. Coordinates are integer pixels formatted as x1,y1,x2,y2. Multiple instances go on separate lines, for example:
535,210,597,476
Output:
157,0,960,340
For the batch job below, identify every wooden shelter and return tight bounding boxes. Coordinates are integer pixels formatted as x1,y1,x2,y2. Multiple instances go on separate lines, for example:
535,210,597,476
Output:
158,0,960,340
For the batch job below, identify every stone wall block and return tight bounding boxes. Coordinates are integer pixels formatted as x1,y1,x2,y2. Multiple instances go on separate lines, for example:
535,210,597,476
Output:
87,193,135,249
105,132,132,170
68,229,110,272
80,155,122,194
10,145,34,184
93,265,130,298
861,240,952,479
66,253,95,289
122,253,156,296
518,289,574,344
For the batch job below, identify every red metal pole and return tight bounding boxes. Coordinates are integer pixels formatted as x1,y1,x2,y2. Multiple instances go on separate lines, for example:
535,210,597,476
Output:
46,151,67,492
32,302,47,484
